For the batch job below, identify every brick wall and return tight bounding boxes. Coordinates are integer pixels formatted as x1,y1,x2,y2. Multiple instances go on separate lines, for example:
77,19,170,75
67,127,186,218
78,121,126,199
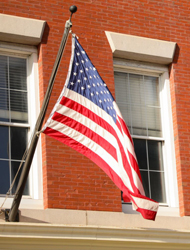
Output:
2,0,190,215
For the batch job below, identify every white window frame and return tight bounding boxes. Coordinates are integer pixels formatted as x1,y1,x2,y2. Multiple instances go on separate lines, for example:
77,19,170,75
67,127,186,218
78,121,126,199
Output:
0,42,43,209
114,58,179,216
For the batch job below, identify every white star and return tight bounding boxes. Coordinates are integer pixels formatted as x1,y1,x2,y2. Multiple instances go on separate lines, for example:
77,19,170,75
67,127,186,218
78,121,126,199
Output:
84,77,87,81
91,93,94,96
86,59,88,62
97,83,100,86
77,52,80,56
90,67,92,70
81,87,85,90
76,62,79,66
107,98,109,102
104,99,106,102
70,82,74,85
89,76,92,79
94,75,96,78
104,84,106,86
99,100,102,103
87,85,91,88
86,68,89,71
80,70,83,73
73,72,77,75
93,67,96,71
81,60,84,63
77,79,81,82
96,91,99,95
93,83,96,87
107,107,110,110
100,91,103,94
82,51,85,54
113,114,115,117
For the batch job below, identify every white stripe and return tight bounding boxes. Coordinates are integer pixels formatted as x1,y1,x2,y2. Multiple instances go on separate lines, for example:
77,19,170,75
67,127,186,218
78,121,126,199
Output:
132,195,159,212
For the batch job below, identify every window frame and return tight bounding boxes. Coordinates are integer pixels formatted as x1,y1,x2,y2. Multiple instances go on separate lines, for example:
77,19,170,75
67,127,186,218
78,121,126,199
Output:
114,58,179,214
0,42,43,209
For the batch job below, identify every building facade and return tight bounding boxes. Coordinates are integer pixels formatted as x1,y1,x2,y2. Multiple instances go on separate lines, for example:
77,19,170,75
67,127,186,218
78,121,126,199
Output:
0,0,190,249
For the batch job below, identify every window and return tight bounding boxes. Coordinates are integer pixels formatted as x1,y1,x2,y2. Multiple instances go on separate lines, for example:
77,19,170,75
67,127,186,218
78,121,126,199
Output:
0,44,42,207
0,55,29,195
114,60,178,208
115,71,166,203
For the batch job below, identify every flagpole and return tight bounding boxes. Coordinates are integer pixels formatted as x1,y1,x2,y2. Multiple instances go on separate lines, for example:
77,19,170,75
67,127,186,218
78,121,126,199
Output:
8,5,77,222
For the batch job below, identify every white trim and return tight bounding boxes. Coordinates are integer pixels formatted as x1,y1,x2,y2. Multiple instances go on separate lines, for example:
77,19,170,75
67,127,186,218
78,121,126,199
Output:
0,44,43,207
159,72,178,207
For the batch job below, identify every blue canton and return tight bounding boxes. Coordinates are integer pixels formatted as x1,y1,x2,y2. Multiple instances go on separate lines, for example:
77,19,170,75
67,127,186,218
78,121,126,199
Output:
67,37,117,123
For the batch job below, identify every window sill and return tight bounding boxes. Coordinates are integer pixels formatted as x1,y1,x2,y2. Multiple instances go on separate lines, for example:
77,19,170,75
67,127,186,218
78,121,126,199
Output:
122,202,180,217
0,197,43,210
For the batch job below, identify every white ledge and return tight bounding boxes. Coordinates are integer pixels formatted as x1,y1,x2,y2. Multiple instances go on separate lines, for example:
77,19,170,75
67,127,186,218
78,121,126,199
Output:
0,223,190,249
105,31,176,64
0,14,46,45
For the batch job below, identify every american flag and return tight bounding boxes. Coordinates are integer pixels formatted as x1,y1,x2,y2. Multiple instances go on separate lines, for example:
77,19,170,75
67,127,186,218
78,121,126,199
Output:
42,35,159,220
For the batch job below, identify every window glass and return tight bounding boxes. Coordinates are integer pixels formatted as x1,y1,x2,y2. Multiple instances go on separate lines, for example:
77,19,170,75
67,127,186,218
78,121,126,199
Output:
114,71,166,203
0,55,29,195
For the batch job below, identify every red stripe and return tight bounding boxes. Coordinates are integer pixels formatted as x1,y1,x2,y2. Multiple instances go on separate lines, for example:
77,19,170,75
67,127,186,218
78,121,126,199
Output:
127,150,143,183
117,115,133,145
136,208,157,221
51,111,117,161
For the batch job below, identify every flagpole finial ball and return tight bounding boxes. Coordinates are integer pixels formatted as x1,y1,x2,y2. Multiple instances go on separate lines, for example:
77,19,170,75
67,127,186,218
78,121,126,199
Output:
70,5,77,14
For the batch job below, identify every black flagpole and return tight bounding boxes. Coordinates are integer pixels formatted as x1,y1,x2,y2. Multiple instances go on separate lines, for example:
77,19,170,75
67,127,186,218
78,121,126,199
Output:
8,5,77,222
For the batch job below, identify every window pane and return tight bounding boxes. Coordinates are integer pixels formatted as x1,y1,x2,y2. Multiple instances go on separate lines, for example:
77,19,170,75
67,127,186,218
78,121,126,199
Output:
9,57,27,91
132,105,147,136
0,160,10,194
114,72,129,103
0,126,9,159
140,170,150,198
10,127,27,160
148,140,163,171
150,171,166,203
0,55,8,89
133,139,147,170
10,90,28,123
147,106,162,137
114,72,162,137
11,161,29,195
0,88,9,122
129,74,145,105
144,76,159,106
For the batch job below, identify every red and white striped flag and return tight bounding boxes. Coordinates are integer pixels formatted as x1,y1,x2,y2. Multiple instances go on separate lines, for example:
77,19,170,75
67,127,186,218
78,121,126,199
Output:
42,35,159,220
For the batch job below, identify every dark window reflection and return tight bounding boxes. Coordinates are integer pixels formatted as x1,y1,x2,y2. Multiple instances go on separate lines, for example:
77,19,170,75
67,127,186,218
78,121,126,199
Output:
11,161,29,195
0,160,10,194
